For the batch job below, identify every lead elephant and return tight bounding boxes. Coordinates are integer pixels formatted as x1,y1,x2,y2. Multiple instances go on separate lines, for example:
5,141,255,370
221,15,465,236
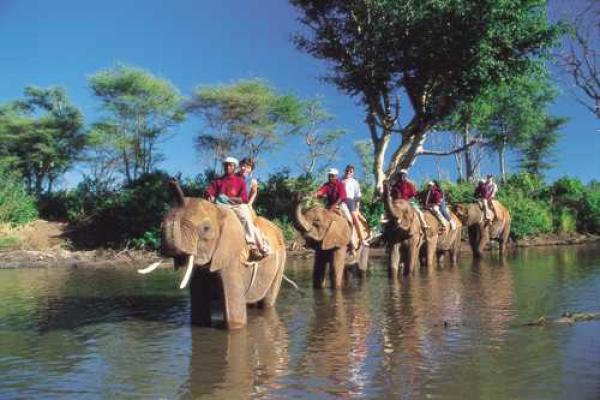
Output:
294,201,369,289
138,179,286,329
453,200,511,259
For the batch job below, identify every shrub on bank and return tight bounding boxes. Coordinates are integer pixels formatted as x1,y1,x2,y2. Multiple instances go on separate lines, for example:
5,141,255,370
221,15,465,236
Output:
0,167,37,226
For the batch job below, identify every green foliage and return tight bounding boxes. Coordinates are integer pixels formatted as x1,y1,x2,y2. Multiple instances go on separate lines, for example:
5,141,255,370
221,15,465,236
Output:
581,188,600,233
0,86,85,194
554,208,577,234
291,0,564,181
498,192,553,239
359,186,384,230
0,166,38,226
254,169,317,221
272,216,298,246
187,79,304,168
88,64,185,184
40,171,172,249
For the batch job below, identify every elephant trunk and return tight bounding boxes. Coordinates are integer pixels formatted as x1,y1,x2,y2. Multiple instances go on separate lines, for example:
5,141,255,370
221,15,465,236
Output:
383,182,400,221
294,201,311,232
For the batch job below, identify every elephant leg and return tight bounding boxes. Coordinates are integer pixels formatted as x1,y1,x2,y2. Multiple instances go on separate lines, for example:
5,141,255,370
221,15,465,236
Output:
469,225,482,259
261,250,285,308
220,266,247,330
450,236,460,264
331,248,346,289
425,237,437,268
499,222,511,259
313,250,328,289
388,243,401,278
478,227,489,258
405,237,420,275
190,268,214,327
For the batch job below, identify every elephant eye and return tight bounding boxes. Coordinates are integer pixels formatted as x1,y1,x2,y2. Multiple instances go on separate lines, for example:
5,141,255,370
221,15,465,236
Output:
201,224,211,234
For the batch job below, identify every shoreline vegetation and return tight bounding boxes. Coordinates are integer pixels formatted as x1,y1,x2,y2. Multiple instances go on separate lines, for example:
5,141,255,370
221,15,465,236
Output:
1,167,600,269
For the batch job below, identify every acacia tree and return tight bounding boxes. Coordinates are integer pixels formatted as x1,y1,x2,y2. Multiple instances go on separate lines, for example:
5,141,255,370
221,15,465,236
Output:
291,0,562,191
89,65,185,184
296,99,345,176
187,79,304,168
0,86,85,194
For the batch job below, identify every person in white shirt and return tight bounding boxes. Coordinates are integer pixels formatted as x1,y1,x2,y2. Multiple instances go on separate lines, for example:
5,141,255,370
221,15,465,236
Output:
342,165,364,244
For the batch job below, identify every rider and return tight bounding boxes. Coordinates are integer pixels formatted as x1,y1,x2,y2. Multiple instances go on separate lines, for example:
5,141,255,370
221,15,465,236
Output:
424,181,455,231
390,169,430,231
238,157,258,208
205,156,269,260
483,174,498,221
342,165,365,244
314,168,355,249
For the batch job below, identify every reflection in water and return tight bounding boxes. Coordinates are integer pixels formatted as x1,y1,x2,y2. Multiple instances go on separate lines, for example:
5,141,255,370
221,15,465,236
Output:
0,245,600,399
184,308,289,400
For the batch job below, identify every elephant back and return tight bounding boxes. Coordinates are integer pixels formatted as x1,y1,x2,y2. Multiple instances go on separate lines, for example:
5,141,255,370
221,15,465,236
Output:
243,217,286,303
489,200,511,239
423,210,462,250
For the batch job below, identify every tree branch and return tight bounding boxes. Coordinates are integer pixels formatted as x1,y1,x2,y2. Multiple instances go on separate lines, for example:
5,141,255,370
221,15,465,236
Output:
417,139,488,156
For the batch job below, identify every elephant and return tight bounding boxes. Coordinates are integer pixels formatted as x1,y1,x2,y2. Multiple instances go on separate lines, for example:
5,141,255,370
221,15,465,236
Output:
419,209,463,266
294,201,370,289
453,200,511,259
383,184,425,276
138,179,286,329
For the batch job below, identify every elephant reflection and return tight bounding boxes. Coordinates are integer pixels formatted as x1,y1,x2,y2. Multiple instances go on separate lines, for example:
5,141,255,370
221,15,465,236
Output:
298,288,372,397
184,308,289,399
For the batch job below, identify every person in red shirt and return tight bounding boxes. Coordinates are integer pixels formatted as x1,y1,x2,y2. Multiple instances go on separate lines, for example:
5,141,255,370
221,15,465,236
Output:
205,157,269,259
390,169,429,230
425,181,455,231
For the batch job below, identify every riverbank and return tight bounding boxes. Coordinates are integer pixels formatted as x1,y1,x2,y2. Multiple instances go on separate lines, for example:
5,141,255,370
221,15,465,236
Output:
1,220,599,269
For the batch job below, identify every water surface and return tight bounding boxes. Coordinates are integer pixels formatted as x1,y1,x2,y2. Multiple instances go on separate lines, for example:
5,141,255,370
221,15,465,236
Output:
1,245,600,399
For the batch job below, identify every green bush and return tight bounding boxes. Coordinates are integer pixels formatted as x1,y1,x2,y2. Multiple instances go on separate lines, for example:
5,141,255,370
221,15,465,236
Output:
272,216,297,246
581,187,600,233
554,207,577,234
0,167,37,226
498,192,553,239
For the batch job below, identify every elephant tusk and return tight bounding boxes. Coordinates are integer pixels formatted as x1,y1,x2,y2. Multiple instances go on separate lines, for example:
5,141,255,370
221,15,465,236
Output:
137,261,162,274
179,255,195,289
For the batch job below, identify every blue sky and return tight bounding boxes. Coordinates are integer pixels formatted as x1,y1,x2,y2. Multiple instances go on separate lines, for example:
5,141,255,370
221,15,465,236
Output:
1,0,599,186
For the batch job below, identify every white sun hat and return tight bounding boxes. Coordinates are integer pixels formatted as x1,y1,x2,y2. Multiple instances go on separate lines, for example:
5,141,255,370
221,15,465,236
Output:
327,168,339,175
399,168,408,175
223,156,238,166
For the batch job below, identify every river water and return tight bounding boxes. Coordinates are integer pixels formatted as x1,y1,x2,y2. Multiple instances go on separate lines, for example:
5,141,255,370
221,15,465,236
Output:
1,245,600,399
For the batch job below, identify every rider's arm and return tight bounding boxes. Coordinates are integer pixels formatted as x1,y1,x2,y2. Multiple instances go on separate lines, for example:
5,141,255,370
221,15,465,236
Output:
247,179,258,206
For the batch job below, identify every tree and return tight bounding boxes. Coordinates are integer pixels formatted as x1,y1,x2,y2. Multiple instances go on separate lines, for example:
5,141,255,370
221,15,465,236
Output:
291,0,562,191
296,99,345,176
353,140,375,186
518,115,566,177
558,0,600,118
0,86,85,194
186,79,304,168
476,67,558,182
88,65,185,184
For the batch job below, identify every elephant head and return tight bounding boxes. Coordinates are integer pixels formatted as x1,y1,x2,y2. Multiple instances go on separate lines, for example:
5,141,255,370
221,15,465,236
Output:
453,203,479,226
294,201,349,250
138,178,246,289
383,182,413,231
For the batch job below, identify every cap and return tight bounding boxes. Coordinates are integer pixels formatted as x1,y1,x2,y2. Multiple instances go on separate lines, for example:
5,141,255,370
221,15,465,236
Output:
399,169,408,175
479,179,486,184
428,181,435,186
327,168,339,175
223,157,238,166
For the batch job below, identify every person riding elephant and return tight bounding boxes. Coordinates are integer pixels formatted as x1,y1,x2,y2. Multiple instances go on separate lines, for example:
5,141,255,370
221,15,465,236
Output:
390,169,430,233
420,181,462,266
453,198,511,259
206,157,270,260
383,180,426,276
137,177,286,330
342,165,369,248
238,157,259,209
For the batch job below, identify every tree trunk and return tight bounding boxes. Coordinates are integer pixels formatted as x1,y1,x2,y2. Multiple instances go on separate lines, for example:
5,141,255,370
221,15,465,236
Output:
499,140,506,183
463,123,475,181
453,132,464,181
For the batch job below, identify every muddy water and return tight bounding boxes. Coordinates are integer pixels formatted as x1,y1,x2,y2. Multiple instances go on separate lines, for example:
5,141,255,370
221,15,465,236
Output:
1,245,600,399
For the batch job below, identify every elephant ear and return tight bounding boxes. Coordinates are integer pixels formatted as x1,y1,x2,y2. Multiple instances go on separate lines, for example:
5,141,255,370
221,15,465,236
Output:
210,207,246,272
322,220,349,250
